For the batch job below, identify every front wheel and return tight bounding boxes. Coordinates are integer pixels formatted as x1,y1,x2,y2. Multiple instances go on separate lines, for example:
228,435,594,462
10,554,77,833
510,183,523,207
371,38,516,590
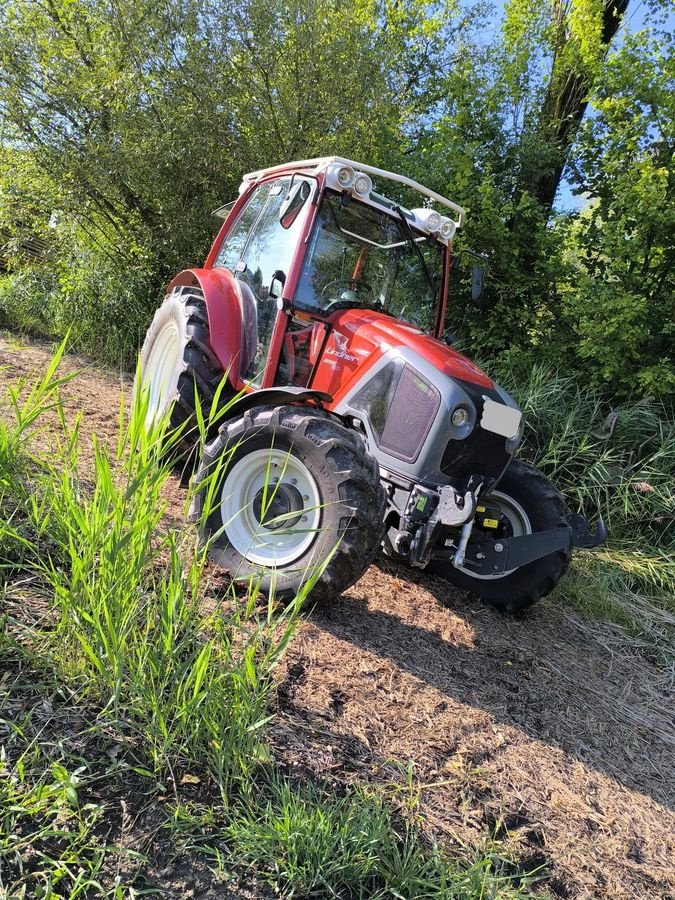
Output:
189,405,387,602
428,460,571,612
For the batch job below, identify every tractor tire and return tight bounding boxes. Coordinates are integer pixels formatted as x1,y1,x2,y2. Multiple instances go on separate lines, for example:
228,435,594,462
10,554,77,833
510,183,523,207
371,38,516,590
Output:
189,405,387,603
429,460,571,612
136,285,224,456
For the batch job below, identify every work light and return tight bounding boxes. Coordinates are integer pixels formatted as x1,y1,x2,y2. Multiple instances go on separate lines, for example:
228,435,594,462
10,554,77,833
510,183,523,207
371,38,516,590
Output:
440,218,456,241
336,165,355,188
354,173,372,196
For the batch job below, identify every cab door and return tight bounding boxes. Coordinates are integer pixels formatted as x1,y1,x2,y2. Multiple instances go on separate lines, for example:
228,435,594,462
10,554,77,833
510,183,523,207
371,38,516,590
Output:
211,176,313,388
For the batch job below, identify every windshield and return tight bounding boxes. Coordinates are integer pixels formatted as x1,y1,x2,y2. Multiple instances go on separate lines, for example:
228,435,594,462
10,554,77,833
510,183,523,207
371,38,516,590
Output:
294,192,444,333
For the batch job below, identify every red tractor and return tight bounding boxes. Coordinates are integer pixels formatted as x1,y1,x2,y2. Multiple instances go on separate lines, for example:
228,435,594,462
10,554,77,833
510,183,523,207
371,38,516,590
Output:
137,157,605,610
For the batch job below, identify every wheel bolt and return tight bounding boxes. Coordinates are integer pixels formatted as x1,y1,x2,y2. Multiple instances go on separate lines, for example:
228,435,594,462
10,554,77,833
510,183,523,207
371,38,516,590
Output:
303,494,309,501
291,478,297,485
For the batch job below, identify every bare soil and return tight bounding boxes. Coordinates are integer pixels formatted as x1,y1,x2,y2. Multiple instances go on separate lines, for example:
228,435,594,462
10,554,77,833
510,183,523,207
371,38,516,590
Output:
2,335,674,900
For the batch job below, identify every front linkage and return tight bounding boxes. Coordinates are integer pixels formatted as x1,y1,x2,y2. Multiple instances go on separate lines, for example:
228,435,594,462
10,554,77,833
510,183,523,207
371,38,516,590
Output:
387,477,606,577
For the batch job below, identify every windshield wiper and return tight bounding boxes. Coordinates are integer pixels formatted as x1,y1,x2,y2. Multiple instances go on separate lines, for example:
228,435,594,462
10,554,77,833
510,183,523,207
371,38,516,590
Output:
394,205,436,296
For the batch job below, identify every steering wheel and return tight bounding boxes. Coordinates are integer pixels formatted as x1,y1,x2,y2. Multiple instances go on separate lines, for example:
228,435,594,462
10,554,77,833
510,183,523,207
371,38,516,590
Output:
320,277,376,311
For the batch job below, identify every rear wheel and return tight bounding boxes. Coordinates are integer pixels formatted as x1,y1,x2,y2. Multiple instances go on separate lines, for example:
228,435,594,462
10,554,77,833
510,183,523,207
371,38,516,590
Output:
189,405,387,602
429,460,571,612
135,285,224,455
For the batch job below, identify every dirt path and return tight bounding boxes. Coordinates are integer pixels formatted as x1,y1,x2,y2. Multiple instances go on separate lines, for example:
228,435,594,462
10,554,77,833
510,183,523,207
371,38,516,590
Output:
2,336,674,900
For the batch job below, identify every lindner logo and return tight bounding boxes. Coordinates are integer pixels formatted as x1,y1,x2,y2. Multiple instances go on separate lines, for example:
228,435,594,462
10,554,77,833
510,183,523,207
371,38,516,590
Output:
326,332,358,363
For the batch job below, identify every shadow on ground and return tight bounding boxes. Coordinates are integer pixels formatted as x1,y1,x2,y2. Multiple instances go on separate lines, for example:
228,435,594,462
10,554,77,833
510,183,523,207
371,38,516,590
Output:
312,558,674,809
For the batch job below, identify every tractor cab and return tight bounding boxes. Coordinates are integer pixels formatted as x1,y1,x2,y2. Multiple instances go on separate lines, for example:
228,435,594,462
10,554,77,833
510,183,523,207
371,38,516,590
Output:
204,158,463,394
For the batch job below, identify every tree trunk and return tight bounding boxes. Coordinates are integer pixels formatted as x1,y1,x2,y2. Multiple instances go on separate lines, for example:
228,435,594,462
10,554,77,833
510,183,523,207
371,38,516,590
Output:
531,0,629,213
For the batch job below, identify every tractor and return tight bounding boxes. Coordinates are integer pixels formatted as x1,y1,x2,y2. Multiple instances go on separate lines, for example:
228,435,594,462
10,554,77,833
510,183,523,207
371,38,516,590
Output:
137,157,605,610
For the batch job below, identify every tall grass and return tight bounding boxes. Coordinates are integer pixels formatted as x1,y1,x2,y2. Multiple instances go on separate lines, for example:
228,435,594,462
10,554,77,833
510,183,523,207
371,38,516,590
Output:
1,349,304,793
495,363,675,652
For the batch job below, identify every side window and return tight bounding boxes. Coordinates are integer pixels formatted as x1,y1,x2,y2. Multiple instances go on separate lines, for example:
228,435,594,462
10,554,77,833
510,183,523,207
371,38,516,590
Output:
213,176,312,386
214,182,273,272
236,179,306,302
214,176,310,302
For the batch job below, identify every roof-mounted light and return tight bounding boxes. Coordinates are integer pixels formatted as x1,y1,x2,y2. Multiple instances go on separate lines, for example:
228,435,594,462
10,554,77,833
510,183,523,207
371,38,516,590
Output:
439,218,457,241
327,163,373,197
336,165,355,188
412,208,442,234
353,173,372,196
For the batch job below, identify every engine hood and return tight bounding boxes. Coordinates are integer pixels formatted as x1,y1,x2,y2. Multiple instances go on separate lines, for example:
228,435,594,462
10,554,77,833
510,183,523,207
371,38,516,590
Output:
323,308,494,391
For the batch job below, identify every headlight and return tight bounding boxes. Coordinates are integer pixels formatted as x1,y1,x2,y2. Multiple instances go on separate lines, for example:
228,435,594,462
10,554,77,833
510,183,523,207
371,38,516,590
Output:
451,407,469,427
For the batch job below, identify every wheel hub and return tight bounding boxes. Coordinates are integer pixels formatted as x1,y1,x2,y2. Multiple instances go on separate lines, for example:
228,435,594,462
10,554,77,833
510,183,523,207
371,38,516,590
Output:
219,448,322,567
252,482,304,530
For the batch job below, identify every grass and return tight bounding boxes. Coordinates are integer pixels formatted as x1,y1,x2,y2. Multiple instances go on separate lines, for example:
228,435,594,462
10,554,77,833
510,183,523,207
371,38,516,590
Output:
493,363,675,659
0,663,132,898
221,777,536,898
0,347,537,898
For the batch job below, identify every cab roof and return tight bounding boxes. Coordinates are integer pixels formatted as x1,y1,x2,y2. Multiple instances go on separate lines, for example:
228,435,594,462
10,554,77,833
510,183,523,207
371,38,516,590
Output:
242,156,465,228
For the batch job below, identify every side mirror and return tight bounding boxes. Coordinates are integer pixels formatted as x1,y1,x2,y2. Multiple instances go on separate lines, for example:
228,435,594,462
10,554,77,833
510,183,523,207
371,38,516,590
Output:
269,269,286,300
471,264,485,307
279,180,311,229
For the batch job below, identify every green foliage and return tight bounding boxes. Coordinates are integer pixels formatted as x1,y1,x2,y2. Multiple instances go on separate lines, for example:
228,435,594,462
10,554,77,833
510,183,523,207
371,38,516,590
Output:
0,748,119,897
0,355,304,793
0,0,673,394
560,25,675,396
0,255,158,366
226,776,534,898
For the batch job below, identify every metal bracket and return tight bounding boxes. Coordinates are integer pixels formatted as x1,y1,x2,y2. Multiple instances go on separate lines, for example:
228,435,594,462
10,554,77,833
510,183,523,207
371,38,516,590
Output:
460,528,573,575
437,484,477,527
410,482,482,568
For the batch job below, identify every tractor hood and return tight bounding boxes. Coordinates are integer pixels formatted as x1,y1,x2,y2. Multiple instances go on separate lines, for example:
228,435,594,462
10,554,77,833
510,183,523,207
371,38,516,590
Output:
311,308,521,485
323,308,494,392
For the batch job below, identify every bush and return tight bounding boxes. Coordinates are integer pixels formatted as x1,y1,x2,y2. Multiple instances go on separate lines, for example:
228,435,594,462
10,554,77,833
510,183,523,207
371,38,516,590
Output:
0,254,161,368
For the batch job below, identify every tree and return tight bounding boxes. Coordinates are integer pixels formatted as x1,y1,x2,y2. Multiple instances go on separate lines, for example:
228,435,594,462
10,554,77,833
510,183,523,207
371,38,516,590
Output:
560,21,675,396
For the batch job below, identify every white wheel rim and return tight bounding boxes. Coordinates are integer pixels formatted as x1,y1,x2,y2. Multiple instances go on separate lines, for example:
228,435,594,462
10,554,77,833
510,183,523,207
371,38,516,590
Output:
220,448,322,567
460,489,532,580
144,322,180,425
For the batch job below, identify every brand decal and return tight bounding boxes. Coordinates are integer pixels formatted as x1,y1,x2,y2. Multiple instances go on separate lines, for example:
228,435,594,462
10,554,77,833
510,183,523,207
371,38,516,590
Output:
326,331,358,363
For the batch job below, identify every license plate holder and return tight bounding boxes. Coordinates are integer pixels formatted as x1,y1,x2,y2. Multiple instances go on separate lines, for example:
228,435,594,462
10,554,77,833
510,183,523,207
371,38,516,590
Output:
480,398,522,439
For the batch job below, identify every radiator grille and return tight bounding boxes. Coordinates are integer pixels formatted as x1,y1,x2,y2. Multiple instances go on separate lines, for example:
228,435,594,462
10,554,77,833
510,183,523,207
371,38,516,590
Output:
351,361,440,462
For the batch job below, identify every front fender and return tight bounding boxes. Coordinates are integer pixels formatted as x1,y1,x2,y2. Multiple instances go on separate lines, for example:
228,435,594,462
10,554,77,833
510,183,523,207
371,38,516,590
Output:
167,268,244,387
222,387,333,421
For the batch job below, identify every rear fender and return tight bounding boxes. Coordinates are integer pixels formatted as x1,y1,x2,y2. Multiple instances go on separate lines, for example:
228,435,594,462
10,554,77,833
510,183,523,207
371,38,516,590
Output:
167,268,244,388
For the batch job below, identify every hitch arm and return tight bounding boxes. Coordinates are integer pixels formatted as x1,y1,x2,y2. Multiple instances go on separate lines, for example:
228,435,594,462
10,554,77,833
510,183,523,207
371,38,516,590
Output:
460,528,574,576
454,514,607,576
569,514,607,549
